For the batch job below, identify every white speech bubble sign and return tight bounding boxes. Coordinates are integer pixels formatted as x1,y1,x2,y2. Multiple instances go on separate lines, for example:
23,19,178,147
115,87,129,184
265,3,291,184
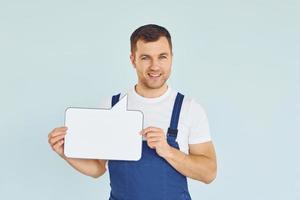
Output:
64,95,143,161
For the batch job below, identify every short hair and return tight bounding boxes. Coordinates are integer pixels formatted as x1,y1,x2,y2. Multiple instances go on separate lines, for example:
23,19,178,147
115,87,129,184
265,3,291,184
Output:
130,24,172,54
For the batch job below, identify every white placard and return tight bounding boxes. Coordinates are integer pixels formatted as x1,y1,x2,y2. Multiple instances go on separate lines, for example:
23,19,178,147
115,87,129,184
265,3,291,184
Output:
64,95,143,161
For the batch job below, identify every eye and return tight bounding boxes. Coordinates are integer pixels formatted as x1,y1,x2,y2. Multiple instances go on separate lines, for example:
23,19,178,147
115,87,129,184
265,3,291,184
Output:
141,56,149,60
159,55,167,59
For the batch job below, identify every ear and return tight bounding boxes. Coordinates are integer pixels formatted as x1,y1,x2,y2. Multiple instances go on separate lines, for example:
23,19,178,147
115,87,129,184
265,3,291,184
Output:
130,53,136,68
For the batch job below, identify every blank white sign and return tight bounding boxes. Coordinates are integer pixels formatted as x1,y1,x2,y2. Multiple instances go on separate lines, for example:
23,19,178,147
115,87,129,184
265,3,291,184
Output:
64,95,143,161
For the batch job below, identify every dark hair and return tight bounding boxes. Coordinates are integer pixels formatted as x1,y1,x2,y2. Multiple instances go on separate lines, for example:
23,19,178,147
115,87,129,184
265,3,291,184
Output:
130,24,172,54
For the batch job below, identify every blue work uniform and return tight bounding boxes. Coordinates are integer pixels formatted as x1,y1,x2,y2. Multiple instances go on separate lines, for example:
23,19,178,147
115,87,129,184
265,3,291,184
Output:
108,92,192,200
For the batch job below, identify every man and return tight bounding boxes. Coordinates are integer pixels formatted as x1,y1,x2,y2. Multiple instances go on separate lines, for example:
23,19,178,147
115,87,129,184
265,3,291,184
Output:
48,24,217,200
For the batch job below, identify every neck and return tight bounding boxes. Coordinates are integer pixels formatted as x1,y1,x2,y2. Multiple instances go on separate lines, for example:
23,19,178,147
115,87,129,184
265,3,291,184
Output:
135,83,168,98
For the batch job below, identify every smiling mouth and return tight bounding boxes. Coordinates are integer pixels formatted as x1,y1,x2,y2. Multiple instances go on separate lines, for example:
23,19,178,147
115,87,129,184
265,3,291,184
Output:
148,73,161,78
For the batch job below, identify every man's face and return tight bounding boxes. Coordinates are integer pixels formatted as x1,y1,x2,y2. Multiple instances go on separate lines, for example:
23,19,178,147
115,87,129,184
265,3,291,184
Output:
130,36,172,89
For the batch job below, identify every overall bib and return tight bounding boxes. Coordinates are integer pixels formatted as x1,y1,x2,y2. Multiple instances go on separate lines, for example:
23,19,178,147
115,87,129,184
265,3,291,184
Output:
108,92,192,200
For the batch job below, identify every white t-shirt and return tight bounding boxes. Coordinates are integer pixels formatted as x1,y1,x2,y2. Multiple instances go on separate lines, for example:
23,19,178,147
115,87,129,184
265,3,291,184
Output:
99,85,211,155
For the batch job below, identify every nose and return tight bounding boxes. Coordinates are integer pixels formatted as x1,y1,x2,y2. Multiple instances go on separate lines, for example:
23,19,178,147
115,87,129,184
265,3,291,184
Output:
150,58,160,70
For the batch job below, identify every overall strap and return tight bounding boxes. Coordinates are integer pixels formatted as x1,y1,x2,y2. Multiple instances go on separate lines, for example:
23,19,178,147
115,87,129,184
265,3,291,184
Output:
167,92,184,138
111,93,121,107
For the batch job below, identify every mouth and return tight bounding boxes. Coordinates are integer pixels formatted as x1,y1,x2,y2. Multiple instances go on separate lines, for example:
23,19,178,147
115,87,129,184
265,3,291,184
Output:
148,73,161,78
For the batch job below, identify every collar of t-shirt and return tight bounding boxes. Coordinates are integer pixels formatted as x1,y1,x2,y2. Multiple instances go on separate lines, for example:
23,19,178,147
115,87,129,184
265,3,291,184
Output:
131,85,172,104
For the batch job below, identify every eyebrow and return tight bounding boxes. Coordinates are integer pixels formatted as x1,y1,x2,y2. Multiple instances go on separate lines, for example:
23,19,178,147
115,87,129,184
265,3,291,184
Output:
159,53,169,56
139,53,170,58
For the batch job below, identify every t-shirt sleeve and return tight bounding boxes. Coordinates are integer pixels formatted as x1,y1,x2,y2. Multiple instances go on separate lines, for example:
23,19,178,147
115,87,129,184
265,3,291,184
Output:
188,99,211,144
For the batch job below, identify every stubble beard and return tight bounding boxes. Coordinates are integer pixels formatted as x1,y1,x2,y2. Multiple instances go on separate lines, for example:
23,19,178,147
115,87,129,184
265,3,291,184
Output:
139,75,168,90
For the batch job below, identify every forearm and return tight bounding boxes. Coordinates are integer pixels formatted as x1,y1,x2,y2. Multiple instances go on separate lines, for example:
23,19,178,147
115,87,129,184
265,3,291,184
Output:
164,147,217,184
61,155,106,178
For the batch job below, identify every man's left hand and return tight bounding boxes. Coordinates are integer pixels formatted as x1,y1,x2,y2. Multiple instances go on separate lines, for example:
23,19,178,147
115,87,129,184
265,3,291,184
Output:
140,126,172,158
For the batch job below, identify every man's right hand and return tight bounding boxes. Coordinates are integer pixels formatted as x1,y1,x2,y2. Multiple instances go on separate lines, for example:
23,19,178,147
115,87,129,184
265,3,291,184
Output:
48,126,68,158
47,126,107,178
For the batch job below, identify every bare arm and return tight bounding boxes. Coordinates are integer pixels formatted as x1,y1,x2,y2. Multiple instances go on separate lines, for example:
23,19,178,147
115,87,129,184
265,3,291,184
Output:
62,156,107,178
164,141,217,184
48,127,107,178
141,127,217,184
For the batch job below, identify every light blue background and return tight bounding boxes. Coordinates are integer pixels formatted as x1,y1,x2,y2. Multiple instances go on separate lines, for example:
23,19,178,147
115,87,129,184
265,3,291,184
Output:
1,0,299,199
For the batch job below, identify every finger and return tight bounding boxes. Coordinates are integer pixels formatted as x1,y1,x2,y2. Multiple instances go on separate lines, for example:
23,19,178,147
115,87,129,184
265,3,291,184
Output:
147,141,155,149
52,126,68,133
140,127,162,135
52,139,64,151
49,134,66,145
49,129,68,138
147,141,159,149
49,133,66,145
147,137,162,143
141,129,162,137
145,131,162,138
49,126,68,136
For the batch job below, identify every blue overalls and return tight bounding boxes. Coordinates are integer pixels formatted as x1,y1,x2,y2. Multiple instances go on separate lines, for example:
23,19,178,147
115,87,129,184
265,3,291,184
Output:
108,92,192,200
